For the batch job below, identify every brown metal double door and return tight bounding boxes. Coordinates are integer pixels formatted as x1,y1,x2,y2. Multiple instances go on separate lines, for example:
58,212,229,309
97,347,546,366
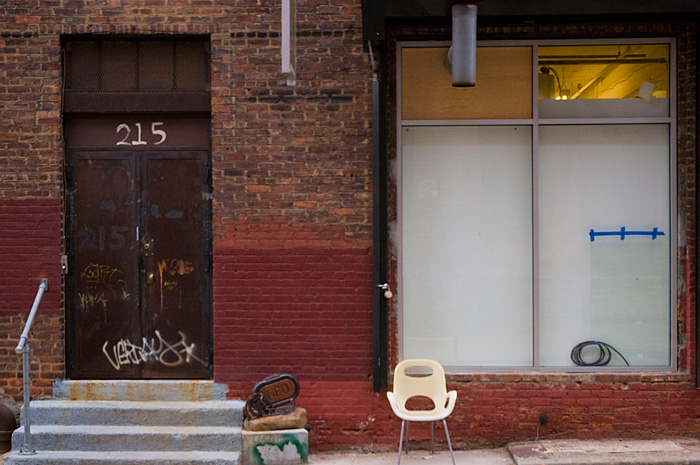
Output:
66,149,211,379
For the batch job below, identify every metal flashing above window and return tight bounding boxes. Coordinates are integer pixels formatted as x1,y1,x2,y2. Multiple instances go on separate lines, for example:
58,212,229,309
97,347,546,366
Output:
362,0,700,41
63,92,211,114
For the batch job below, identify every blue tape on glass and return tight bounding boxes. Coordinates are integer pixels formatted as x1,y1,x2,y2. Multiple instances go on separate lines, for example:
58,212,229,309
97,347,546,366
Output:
589,227,665,242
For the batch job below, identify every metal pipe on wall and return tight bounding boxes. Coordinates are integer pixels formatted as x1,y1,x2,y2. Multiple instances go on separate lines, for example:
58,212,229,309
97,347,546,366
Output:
369,41,389,393
451,3,477,87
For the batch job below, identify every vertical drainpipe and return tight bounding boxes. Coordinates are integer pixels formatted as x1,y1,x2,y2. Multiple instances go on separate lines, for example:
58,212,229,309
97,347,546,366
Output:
696,21,700,388
451,3,477,87
370,42,389,393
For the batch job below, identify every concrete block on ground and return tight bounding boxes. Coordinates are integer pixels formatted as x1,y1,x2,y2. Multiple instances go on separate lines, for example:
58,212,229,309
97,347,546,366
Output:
507,439,700,465
241,429,308,465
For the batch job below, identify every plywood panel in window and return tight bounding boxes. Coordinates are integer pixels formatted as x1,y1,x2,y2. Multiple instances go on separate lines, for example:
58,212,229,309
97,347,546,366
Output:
402,47,532,120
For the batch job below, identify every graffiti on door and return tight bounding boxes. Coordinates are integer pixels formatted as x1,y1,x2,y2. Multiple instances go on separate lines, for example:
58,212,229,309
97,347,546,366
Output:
102,330,207,371
78,292,109,313
78,225,128,252
157,258,194,310
78,262,130,315
80,263,129,298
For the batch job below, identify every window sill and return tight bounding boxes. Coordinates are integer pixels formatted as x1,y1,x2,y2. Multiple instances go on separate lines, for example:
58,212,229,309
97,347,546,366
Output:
446,371,691,384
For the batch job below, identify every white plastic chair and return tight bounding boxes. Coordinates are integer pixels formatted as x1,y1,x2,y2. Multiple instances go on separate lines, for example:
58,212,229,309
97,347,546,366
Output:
387,359,457,465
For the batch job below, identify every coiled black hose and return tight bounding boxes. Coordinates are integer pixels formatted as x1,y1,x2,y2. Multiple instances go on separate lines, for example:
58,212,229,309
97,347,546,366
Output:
570,341,630,366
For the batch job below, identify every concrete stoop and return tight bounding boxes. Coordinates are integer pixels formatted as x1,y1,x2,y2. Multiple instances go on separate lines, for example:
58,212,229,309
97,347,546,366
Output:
4,381,244,465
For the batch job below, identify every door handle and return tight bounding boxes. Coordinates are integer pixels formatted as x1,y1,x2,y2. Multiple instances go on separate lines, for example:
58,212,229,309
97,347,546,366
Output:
146,272,155,285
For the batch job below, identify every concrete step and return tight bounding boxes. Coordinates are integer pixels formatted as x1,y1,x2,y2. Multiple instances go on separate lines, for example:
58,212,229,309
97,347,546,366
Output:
25,400,244,427
11,425,242,452
53,380,228,402
7,380,245,465
3,450,240,465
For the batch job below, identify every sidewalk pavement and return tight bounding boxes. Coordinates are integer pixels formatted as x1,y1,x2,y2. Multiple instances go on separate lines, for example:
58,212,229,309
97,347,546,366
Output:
1,438,698,464
310,439,700,465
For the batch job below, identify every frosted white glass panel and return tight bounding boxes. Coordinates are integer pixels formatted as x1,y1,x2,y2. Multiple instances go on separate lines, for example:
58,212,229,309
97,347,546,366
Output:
538,125,670,367
402,126,533,367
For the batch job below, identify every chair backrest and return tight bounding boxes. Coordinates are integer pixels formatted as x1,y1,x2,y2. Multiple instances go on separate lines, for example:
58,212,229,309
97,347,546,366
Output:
392,359,448,409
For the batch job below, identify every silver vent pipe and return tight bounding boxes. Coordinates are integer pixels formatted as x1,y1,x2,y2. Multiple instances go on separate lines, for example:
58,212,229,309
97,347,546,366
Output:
450,3,477,87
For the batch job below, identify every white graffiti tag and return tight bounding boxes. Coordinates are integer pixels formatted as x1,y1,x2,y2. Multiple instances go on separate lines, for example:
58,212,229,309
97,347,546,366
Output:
102,331,207,370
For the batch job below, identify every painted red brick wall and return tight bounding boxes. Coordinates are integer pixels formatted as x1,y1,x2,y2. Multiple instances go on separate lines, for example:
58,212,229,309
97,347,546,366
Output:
0,200,63,398
227,374,700,451
1,0,700,452
213,245,373,381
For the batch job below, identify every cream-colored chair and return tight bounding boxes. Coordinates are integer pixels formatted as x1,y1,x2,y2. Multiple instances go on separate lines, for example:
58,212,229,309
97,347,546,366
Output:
387,359,457,465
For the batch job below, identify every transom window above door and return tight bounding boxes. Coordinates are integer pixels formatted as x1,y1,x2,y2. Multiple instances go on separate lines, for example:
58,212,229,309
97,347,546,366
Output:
397,39,676,372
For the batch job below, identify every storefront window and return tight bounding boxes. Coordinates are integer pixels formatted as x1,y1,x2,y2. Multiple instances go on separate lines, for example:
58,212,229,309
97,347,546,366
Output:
399,40,675,371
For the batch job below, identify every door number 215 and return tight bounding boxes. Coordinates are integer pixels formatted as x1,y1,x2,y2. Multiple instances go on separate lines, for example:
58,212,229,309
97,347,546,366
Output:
116,122,167,146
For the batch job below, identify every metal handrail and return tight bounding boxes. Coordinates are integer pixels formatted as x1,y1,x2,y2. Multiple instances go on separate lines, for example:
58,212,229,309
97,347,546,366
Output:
14,278,48,455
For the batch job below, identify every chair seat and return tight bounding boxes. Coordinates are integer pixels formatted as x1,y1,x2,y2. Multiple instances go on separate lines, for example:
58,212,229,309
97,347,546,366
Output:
393,409,450,422
387,390,456,422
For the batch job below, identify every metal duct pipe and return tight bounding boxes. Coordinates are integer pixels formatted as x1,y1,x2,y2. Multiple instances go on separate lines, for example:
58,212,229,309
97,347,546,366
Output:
451,3,477,87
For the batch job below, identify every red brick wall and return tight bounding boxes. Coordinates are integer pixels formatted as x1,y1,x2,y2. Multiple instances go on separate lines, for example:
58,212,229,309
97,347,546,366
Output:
213,244,373,381
1,0,379,444
1,0,700,452
0,200,63,398
0,13,63,399
211,7,376,451
227,374,700,451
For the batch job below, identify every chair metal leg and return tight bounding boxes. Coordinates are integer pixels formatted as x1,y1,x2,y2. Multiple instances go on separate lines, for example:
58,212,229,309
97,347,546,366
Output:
430,421,435,454
442,419,456,465
397,420,406,465
405,421,410,453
